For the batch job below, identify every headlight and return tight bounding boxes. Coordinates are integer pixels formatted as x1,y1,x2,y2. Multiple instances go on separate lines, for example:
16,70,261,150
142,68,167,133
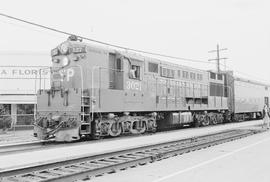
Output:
60,42,69,54
62,56,70,66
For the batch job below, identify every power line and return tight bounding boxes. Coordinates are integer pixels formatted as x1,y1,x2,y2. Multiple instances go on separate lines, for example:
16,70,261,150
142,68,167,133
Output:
208,44,227,73
1,13,269,83
0,13,211,64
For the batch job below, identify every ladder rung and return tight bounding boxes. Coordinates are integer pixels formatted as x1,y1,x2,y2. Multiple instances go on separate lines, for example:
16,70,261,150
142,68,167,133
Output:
81,123,91,125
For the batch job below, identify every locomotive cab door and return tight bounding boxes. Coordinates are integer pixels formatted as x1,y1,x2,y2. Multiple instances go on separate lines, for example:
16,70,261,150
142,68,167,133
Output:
109,53,123,89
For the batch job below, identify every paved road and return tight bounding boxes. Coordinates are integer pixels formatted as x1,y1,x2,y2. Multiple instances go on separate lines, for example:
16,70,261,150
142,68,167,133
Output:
90,125,270,182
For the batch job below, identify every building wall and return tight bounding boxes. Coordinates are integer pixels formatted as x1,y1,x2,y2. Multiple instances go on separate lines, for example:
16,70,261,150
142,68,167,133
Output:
0,53,50,128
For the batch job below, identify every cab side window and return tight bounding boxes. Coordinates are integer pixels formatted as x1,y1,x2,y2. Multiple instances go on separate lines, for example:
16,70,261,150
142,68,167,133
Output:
129,65,140,80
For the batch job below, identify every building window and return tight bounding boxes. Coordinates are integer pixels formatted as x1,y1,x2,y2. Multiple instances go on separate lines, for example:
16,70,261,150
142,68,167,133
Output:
148,62,158,73
17,104,34,125
0,104,11,129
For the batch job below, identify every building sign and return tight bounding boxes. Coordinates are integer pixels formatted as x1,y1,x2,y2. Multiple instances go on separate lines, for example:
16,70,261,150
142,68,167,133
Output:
0,66,51,94
0,66,50,79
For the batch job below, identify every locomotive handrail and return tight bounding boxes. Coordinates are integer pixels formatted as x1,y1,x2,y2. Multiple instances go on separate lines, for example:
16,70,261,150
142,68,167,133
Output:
37,66,50,92
91,66,99,121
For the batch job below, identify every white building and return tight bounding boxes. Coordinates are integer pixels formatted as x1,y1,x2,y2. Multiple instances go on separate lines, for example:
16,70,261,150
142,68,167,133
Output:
0,52,50,129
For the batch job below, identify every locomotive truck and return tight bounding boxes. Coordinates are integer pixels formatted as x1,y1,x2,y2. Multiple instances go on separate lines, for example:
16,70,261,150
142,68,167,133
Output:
34,36,270,141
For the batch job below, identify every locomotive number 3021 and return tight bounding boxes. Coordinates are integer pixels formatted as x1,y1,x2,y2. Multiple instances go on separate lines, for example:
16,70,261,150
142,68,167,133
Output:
126,81,142,91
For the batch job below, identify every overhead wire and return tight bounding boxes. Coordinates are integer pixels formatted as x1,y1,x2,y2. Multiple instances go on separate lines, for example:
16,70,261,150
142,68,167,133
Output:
0,13,269,83
0,13,211,64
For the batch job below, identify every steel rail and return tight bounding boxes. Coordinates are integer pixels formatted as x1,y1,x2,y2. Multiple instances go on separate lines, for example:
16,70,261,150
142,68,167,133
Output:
0,129,262,182
0,122,261,155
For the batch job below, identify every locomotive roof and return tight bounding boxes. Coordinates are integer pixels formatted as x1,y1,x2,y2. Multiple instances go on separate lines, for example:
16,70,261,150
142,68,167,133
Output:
234,76,270,87
63,39,208,74
57,38,270,86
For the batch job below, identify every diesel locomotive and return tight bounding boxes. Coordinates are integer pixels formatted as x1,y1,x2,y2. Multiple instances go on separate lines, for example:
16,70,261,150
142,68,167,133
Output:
34,36,270,141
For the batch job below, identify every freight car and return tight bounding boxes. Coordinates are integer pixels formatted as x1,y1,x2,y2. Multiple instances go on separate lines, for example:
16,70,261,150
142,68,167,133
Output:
34,36,270,141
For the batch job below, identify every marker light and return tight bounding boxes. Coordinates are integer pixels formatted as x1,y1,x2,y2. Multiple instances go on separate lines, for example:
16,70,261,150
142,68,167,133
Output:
62,56,70,67
60,42,69,54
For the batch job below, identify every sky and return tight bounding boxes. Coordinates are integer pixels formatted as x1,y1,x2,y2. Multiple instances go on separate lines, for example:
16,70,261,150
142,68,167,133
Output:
0,0,270,83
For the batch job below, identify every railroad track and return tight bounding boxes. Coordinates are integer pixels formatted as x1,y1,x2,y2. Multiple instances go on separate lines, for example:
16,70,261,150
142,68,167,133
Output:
0,128,262,182
0,131,156,155
0,120,261,155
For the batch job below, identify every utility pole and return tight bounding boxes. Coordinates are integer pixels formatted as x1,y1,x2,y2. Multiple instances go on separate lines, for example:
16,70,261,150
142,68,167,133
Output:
209,44,227,73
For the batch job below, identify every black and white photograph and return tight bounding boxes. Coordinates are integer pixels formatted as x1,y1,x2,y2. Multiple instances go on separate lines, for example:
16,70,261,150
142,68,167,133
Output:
0,0,270,181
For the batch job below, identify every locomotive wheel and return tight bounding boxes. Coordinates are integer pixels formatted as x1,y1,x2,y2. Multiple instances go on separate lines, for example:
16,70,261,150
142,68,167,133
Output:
138,122,146,134
201,116,210,126
130,120,146,134
147,119,157,132
211,116,218,125
217,114,224,124
108,122,121,137
121,121,132,133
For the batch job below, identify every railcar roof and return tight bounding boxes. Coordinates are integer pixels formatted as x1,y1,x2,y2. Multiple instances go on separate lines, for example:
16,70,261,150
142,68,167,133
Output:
234,76,270,87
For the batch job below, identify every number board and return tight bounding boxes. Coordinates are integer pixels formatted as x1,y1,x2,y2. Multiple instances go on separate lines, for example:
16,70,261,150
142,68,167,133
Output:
126,80,142,91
